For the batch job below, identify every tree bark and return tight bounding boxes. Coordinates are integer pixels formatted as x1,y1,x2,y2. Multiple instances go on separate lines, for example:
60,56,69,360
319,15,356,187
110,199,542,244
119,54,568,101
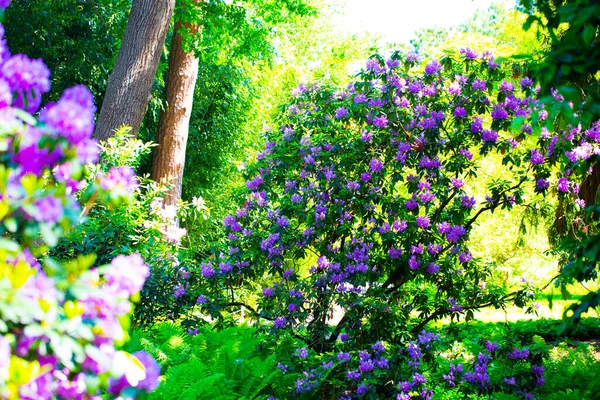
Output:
151,5,201,205
94,0,175,141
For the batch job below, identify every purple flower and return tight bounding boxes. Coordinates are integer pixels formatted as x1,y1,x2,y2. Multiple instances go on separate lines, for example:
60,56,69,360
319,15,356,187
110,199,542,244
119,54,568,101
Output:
408,255,421,270
446,225,466,243
373,114,389,128
347,181,360,191
557,177,570,193
389,246,402,259
520,77,534,89
451,178,464,188
2,54,51,113
499,81,515,93
437,221,451,234
360,172,372,182
369,158,383,172
416,216,430,229
460,47,478,60
359,359,375,373
405,198,418,210
295,347,308,358
283,268,294,279
428,243,442,255
406,52,420,62
491,106,508,120
459,148,473,160
425,60,441,75
40,89,96,145
485,341,498,353
338,352,351,362
277,362,289,373
219,262,233,274
173,284,186,298
76,138,100,164
371,341,386,353
201,262,216,278
481,129,498,143
461,196,476,209
246,175,264,191
354,93,367,104
0,0,10,10
447,298,463,312
357,385,369,396
459,252,472,263
335,107,349,119
276,216,289,228
536,178,549,190
347,370,361,380
508,348,530,360
274,316,287,328
454,107,467,118
472,79,487,91
471,117,483,133
426,263,440,274
530,149,545,165
196,295,208,304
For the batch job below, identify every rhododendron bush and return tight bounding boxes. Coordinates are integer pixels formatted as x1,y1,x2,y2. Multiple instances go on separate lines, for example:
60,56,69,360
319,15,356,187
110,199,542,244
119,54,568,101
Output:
189,47,599,398
0,2,158,398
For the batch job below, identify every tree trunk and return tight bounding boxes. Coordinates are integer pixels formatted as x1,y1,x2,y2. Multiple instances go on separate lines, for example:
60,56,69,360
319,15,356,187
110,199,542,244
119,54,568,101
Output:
94,0,175,141
151,7,201,205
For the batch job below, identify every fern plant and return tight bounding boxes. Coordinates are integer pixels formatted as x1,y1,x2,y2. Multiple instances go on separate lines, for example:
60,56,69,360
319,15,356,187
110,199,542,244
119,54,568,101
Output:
123,322,290,399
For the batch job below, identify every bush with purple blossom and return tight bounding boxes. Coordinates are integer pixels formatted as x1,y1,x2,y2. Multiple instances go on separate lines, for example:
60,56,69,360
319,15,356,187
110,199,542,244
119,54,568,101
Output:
177,48,579,398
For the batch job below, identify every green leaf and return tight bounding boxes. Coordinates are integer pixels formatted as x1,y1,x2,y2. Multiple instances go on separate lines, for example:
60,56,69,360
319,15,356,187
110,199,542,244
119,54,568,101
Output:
582,24,596,46
13,108,37,126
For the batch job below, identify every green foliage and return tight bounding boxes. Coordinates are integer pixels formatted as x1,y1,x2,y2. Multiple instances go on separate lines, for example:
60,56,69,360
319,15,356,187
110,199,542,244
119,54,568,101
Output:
125,322,288,399
4,0,127,105
434,319,600,400
51,129,206,327
436,318,600,343
411,2,542,60
519,0,600,123
540,341,600,400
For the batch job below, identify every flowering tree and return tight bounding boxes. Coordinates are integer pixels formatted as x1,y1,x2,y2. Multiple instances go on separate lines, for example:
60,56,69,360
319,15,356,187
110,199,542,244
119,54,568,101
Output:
0,2,158,398
185,46,599,398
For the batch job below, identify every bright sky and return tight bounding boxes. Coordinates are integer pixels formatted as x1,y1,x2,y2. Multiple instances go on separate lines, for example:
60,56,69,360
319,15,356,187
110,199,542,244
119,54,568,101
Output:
332,0,516,44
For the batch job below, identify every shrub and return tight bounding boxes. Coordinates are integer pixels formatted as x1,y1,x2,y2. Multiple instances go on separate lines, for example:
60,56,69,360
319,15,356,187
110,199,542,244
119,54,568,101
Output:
181,48,562,399
185,39,600,396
